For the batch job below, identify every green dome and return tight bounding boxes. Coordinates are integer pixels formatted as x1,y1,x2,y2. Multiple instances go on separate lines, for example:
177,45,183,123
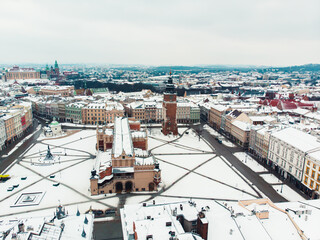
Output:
50,121,59,126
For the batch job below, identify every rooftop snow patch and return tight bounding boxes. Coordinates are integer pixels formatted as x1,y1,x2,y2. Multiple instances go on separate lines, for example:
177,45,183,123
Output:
112,117,134,157
271,127,320,152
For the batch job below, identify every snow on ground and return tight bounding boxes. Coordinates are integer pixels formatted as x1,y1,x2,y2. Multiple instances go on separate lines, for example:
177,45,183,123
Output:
195,156,258,197
42,130,97,155
203,125,219,137
222,139,236,148
156,160,189,187
0,164,42,201
148,127,187,142
37,132,68,141
20,155,90,177
175,130,212,152
151,131,212,155
23,142,53,157
124,195,153,205
0,127,279,219
1,178,89,216
163,171,254,200
157,154,215,171
203,124,236,148
0,130,107,217
94,196,119,209
233,152,268,172
232,153,305,201
260,173,282,184
148,137,166,150
152,142,203,155
55,158,95,196
272,184,306,202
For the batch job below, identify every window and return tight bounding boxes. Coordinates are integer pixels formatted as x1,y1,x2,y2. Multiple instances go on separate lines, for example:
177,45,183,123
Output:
306,167,310,175
313,164,316,169
316,184,319,191
304,176,308,184
290,152,294,162
312,171,315,179
289,166,292,172
307,161,310,165
310,180,314,188
317,174,320,182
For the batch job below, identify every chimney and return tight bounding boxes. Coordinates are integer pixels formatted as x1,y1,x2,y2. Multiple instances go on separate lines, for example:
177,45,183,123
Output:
197,211,208,240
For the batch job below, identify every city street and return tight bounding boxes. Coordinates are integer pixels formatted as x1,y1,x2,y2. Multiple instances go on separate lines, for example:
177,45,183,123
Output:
0,119,44,174
193,122,288,202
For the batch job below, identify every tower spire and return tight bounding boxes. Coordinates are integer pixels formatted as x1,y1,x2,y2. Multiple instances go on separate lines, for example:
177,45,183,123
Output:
54,60,59,69
165,70,174,93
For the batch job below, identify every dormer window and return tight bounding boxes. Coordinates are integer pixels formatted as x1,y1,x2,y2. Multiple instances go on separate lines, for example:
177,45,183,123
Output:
122,156,125,159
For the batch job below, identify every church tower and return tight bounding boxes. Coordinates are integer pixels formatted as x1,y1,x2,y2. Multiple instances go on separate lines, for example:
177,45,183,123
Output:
162,71,178,135
54,60,60,76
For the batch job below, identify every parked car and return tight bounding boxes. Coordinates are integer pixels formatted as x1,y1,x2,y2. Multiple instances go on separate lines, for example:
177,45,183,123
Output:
105,208,117,215
215,136,222,144
92,210,104,217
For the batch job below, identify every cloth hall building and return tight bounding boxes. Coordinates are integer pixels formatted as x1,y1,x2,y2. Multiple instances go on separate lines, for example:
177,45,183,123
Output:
90,117,161,195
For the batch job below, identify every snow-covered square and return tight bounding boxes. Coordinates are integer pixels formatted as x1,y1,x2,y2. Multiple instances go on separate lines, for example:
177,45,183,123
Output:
0,126,302,219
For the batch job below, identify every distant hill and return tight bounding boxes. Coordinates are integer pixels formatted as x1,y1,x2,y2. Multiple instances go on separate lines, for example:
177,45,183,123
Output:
275,64,320,72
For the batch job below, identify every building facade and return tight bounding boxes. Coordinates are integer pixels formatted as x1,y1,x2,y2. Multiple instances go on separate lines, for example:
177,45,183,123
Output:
66,103,85,123
105,102,125,123
0,118,6,150
209,105,231,130
91,117,161,195
2,115,15,145
5,66,40,80
302,152,320,199
82,103,106,125
268,128,320,186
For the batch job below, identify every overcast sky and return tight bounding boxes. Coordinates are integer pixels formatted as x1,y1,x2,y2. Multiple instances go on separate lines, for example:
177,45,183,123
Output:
0,0,319,66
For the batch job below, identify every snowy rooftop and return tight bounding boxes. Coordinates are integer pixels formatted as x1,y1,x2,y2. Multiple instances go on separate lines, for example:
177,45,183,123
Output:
0,211,94,240
86,103,105,109
232,120,251,131
94,150,112,174
307,150,320,162
120,201,203,240
131,131,146,139
106,101,124,110
271,127,320,152
120,199,320,240
135,155,155,165
112,117,134,157
211,104,229,112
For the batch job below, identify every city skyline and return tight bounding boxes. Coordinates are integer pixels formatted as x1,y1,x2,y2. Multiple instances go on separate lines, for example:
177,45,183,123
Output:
0,0,319,66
